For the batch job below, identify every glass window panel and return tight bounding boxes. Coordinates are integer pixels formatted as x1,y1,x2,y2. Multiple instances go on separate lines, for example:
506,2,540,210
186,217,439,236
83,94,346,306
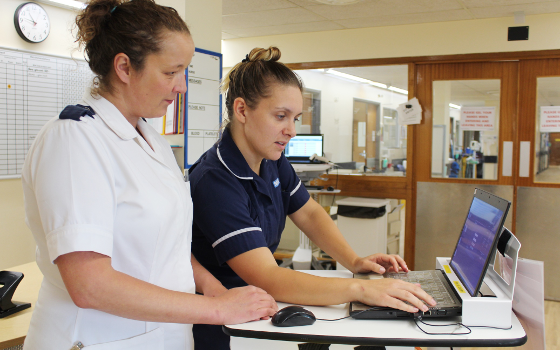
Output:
297,65,408,176
535,77,560,183
432,80,501,180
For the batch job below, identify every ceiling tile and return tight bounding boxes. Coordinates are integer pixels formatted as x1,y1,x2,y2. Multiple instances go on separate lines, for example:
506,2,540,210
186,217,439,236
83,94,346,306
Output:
463,0,555,8
287,0,335,6
225,21,345,38
223,7,327,30
335,9,473,28
305,0,463,20
222,0,298,15
334,65,409,90
469,1,560,18
221,32,240,39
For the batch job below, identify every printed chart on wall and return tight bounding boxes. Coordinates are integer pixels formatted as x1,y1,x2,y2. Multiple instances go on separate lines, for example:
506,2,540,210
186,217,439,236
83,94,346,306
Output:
0,47,93,179
184,48,222,168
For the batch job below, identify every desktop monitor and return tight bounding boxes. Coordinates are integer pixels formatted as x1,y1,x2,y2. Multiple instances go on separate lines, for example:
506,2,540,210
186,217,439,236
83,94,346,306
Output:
285,134,324,163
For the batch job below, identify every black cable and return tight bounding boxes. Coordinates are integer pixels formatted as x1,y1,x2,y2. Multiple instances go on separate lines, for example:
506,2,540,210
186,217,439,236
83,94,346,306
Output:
414,318,471,335
316,306,377,322
414,317,513,336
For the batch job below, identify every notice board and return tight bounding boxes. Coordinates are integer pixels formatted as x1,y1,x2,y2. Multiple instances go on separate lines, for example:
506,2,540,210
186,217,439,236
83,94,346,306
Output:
0,47,93,179
184,48,222,169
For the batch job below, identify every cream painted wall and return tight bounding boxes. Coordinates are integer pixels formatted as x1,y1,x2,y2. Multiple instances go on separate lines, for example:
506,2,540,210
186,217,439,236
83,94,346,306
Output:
223,13,560,67
0,0,221,269
296,70,408,163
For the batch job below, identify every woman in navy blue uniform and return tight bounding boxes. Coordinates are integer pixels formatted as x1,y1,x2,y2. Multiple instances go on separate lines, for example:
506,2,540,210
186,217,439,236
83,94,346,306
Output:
189,47,436,349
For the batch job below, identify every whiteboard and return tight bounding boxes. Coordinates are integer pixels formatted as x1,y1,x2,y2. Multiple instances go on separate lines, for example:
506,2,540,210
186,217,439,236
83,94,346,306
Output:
0,47,93,179
184,48,222,168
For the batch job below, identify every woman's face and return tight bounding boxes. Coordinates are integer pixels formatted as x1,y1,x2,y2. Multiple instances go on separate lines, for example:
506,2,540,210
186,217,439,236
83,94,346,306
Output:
128,31,194,119
243,84,303,162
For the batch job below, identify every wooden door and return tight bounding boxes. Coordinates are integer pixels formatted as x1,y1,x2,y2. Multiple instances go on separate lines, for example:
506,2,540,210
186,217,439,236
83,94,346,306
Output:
515,59,560,299
413,61,518,271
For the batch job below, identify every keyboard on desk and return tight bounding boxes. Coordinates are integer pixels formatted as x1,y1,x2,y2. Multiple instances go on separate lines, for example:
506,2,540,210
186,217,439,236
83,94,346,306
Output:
385,270,460,307
350,269,462,319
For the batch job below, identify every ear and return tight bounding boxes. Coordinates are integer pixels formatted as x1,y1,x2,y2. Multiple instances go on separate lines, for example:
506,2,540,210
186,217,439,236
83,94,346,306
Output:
113,53,133,85
232,97,248,125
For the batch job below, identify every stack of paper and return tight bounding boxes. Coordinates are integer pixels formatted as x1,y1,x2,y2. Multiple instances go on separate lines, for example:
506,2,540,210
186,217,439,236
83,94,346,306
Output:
397,97,423,125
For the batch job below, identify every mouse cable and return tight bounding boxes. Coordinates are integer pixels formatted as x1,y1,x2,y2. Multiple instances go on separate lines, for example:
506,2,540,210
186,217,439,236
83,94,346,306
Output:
414,317,513,336
316,306,378,322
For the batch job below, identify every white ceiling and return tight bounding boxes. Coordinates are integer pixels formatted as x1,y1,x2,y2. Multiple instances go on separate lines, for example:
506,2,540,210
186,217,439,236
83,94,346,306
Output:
222,0,560,39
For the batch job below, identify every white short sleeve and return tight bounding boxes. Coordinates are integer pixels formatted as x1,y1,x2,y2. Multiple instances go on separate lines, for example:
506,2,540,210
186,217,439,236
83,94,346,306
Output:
25,119,115,262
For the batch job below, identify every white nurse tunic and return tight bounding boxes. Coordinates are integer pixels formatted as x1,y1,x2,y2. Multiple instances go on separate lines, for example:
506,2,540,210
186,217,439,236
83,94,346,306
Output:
21,91,195,349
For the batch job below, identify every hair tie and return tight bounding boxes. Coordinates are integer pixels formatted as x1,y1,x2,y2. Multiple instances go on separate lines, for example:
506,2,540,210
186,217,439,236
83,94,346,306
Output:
241,54,250,63
110,5,118,13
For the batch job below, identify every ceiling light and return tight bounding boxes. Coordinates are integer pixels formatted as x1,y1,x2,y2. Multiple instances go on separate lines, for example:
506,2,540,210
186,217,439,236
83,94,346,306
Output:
36,0,87,10
449,103,461,109
325,69,387,89
314,0,363,5
388,86,408,95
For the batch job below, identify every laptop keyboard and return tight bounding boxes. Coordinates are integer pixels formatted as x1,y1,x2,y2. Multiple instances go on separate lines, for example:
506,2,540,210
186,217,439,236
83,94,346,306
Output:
385,270,457,306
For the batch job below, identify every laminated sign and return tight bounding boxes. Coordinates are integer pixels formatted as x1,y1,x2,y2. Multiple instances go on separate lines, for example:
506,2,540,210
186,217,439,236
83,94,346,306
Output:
540,106,560,132
460,107,495,131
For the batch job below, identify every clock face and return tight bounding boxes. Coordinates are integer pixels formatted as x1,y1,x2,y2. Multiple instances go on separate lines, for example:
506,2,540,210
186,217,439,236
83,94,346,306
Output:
14,2,50,43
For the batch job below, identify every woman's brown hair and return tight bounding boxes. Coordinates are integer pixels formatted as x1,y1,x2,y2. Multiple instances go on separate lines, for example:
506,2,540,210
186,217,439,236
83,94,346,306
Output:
222,47,303,129
75,0,190,94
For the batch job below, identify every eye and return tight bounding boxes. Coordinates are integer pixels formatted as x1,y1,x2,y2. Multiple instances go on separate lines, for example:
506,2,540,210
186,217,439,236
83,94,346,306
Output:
276,114,286,120
167,71,177,76
294,116,300,122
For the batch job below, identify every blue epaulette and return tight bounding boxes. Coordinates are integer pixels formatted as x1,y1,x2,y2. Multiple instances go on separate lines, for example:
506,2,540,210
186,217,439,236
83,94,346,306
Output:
59,104,95,121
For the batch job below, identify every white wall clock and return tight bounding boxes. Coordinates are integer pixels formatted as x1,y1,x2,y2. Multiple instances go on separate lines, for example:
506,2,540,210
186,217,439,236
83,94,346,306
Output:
14,2,50,43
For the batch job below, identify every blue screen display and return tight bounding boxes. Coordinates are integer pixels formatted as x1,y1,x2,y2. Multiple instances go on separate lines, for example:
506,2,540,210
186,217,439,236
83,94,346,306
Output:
285,135,323,157
450,197,504,296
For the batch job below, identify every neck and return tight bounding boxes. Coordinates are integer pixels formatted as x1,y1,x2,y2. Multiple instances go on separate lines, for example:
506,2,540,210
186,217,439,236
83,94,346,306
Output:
229,124,263,175
98,90,141,128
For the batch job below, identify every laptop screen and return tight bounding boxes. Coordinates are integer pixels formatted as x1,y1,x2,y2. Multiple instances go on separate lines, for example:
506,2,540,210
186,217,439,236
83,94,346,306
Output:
285,134,323,160
450,189,510,297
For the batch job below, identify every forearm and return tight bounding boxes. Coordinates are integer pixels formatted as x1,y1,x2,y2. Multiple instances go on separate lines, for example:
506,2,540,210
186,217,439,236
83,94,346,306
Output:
192,254,227,296
57,252,226,325
291,200,360,271
253,266,361,306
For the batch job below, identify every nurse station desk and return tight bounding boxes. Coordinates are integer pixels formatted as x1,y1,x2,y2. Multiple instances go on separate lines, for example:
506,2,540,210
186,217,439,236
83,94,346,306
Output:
1,266,526,349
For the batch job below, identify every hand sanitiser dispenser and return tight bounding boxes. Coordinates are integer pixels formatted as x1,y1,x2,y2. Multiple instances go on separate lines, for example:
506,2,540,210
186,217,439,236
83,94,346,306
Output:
436,227,521,328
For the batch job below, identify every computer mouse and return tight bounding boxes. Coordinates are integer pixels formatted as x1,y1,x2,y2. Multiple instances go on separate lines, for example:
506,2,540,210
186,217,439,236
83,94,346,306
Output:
327,186,335,191
271,305,316,327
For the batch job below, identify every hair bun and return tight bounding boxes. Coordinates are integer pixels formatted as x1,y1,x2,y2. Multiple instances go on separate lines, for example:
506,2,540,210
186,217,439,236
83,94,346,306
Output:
247,47,281,63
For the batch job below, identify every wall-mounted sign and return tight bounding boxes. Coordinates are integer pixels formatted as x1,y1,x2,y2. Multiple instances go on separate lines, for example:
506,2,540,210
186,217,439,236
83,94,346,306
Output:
460,107,495,131
540,106,560,132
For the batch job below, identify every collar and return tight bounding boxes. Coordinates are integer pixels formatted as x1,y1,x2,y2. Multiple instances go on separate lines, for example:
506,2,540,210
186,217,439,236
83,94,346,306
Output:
217,128,255,180
217,129,276,200
82,89,139,141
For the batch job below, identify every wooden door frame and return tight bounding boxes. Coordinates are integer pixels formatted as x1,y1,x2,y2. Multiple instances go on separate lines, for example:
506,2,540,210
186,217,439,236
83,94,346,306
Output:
300,49,560,269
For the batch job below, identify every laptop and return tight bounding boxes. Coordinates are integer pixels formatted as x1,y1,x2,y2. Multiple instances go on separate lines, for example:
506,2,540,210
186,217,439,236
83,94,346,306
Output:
350,188,511,319
285,134,324,164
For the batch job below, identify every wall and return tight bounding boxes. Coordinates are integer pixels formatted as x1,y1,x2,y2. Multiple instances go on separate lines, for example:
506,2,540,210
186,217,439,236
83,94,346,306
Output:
0,0,221,269
295,70,407,163
223,13,560,67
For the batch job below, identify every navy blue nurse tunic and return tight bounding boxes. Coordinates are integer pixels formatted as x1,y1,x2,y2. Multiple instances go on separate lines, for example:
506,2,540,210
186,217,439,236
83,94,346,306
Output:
189,128,310,349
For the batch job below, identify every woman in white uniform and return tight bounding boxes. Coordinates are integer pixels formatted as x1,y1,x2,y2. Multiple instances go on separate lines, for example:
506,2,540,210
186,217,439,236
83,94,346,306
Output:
21,1,276,349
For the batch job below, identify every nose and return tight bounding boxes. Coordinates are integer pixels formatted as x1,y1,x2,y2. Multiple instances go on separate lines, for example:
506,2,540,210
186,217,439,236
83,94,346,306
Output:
284,120,297,138
174,73,187,94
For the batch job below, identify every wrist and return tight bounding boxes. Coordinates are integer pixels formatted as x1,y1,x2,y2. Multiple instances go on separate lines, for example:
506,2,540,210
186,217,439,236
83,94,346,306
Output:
348,279,365,302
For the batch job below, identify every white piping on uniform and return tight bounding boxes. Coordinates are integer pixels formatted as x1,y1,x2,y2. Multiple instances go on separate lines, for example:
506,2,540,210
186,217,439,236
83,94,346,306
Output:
290,180,302,196
217,148,253,180
212,227,263,248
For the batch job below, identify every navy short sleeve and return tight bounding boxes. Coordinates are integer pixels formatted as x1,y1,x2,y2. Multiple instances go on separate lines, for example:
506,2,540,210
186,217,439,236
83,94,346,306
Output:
277,154,310,214
191,168,268,265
